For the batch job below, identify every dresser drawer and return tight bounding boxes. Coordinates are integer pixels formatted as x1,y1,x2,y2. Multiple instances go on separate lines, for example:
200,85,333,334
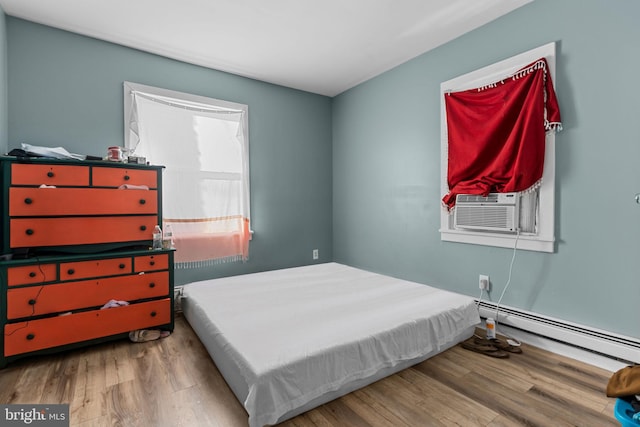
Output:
134,253,169,272
59,257,132,280
11,163,89,186
9,188,158,216
6,271,170,319
6,264,58,287
92,167,158,188
10,216,157,248
4,299,171,356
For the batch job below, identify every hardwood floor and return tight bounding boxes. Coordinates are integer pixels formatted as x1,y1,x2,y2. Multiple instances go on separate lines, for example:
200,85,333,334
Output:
0,314,619,426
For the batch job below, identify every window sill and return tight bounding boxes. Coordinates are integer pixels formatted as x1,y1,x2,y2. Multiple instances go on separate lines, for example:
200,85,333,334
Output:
440,229,554,253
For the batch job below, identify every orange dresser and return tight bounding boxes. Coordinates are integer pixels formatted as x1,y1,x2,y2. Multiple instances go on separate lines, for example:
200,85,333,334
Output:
3,159,163,253
0,157,174,368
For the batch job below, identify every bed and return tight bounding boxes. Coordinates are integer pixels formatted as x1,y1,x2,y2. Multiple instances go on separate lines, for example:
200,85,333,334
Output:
181,262,480,427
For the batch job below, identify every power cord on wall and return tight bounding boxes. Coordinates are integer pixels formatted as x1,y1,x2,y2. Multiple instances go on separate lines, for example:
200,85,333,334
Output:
4,255,46,336
476,287,485,311
493,229,522,346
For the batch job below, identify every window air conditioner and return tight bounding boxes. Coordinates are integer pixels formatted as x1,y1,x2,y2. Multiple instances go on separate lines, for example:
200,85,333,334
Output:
454,193,520,233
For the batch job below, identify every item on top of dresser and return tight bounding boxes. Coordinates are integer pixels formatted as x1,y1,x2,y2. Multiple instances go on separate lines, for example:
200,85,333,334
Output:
153,225,163,250
128,156,147,164
21,143,85,160
162,223,174,249
108,146,125,162
7,148,37,158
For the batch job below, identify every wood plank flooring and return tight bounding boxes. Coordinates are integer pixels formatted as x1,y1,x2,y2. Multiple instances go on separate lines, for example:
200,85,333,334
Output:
0,314,619,426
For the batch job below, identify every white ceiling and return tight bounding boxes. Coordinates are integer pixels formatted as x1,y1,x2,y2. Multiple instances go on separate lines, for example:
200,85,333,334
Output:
0,0,532,97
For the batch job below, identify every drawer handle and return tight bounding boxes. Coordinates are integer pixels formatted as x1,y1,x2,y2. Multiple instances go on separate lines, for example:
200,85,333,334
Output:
124,175,131,181
29,271,36,278
26,333,35,340
119,263,126,269
139,199,146,205
140,225,147,231
149,282,156,288
28,299,36,305
47,171,54,178
149,261,155,266
67,268,75,275
24,198,33,205
25,229,34,236
150,311,157,317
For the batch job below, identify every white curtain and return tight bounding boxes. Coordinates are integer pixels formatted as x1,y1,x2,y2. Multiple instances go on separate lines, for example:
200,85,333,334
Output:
128,90,251,268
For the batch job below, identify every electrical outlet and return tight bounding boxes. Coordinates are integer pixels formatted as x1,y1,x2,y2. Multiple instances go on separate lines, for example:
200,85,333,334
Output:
479,274,490,291
313,249,319,260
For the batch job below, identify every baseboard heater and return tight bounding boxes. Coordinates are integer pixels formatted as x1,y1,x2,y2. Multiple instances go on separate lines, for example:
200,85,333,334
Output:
476,300,640,364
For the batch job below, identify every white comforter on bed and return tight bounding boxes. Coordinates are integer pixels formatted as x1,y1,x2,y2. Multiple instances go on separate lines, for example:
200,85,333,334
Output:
182,263,479,427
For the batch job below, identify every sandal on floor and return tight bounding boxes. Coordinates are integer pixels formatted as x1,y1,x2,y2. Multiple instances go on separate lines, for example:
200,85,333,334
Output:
461,339,509,358
474,337,523,354
129,329,171,343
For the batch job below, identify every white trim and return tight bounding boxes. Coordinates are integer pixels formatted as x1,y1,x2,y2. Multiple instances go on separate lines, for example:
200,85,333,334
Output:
490,323,628,373
441,228,554,252
440,42,557,252
477,301,640,366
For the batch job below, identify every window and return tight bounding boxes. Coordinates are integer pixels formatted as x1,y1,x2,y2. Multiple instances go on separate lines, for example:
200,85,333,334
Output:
124,82,251,267
439,42,558,253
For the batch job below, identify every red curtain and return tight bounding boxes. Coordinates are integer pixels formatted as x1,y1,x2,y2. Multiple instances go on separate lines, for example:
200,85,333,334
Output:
442,58,561,209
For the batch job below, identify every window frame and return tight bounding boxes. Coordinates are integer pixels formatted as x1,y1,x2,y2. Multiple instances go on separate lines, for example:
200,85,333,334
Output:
439,42,557,253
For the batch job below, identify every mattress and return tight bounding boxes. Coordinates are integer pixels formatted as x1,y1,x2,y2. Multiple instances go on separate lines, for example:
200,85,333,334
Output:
181,262,479,427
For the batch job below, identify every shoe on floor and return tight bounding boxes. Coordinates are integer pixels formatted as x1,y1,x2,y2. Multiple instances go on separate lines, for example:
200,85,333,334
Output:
460,337,510,358
129,329,171,343
474,336,523,354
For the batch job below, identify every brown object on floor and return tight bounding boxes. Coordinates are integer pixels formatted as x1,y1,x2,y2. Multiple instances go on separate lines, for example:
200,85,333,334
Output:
129,329,171,343
474,336,524,354
606,365,640,397
460,337,509,358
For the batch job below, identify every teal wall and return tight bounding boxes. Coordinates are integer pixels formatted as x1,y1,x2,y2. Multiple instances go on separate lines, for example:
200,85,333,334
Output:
5,18,333,285
333,0,640,339
0,7,7,153
4,1,639,340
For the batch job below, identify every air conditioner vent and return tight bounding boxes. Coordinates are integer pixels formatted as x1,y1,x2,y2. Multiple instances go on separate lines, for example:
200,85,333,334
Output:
456,194,500,203
454,193,519,233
